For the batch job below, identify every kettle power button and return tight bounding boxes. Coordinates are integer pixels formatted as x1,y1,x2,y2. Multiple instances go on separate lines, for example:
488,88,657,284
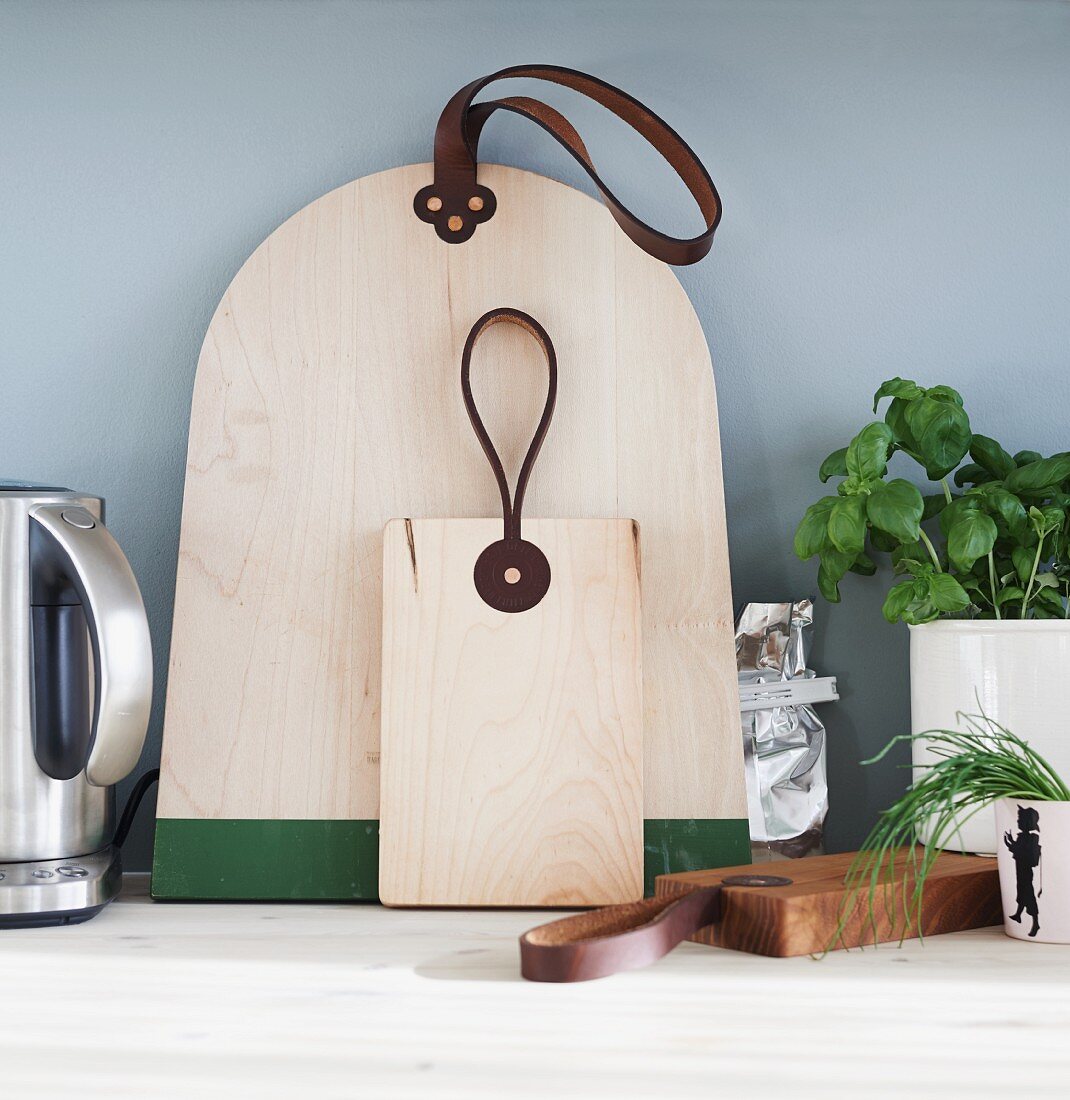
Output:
60,509,96,530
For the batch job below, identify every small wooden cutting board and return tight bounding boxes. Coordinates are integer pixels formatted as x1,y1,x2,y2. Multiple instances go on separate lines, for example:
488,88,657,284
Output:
378,516,644,908
656,850,1001,957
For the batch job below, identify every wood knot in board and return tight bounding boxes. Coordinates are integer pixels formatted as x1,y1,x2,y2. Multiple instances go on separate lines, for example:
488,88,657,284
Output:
404,518,418,592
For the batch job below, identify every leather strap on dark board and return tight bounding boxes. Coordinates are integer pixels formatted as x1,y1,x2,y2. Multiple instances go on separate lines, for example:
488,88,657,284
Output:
413,64,722,265
520,886,723,983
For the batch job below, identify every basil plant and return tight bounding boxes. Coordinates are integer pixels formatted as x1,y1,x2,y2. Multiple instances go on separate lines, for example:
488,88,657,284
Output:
795,379,1070,624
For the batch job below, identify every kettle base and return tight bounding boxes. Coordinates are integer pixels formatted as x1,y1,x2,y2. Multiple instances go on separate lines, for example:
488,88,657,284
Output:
0,904,106,929
0,846,121,928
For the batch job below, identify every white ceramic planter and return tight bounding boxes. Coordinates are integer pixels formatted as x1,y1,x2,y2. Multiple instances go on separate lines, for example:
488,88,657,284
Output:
996,798,1070,944
910,621,1070,855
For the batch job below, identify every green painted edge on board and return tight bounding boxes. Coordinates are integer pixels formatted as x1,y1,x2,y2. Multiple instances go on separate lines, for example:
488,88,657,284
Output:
150,817,752,900
642,818,752,897
151,819,380,900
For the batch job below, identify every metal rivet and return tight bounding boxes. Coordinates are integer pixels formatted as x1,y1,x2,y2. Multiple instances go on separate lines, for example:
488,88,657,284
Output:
426,196,443,212
447,215,463,232
468,196,484,212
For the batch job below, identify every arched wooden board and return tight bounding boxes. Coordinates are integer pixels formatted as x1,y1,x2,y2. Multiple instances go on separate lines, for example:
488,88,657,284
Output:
152,163,748,900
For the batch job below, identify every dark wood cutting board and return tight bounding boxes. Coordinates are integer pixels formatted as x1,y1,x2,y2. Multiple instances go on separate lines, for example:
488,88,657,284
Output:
655,850,1001,957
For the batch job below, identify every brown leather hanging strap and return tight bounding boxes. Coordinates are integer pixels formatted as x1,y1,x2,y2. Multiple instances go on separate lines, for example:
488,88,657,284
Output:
414,65,721,265
460,308,557,543
520,887,723,983
462,307,557,615
520,872,794,982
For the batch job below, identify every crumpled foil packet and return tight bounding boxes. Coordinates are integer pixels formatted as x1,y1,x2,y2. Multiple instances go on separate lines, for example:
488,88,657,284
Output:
737,600,828,860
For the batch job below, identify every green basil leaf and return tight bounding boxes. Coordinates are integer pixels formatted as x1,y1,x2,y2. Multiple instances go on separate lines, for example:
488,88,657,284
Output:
1012,546,1036,586
928,573,971,613
849,552,878,576
1004,454,1070,495
1014,450,1043,467
921,494,947,521
869,526,899,553
893,557,929,575
947,510,998,572
953,463,989,488
892,539,932,573
926,385,964,407
845,422,895,482
793,496,839,560
901,596,939,625
966,556,991,579
883,397,921,453
872,377,924,412
961,576,986,597
882,580,916,623
1034,587,1066,615
938,494,981,538
1028,504,1063,539
969,435,1016,479
980,486,1028,537
817,549,854,603
828,495,868,555
866,478,923,544
1041,505,1065,531
818,447,849,483
837,474,868,497
904,395,971,479
1034,572,1060,590
996,586,1026,606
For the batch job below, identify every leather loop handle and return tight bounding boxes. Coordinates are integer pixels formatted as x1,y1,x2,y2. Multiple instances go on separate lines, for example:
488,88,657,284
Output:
461,308,557,542
414,65,721,265
520,886,722,983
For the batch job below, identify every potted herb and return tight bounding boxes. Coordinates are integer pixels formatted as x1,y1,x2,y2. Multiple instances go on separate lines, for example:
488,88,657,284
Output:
842,714,1070,945
795,379,1070,852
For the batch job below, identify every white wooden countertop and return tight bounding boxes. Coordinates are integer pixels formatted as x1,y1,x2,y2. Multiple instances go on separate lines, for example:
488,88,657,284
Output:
2,875,1069,1099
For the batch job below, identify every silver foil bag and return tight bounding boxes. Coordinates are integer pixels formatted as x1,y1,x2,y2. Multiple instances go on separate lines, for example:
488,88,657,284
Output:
737,600,828,859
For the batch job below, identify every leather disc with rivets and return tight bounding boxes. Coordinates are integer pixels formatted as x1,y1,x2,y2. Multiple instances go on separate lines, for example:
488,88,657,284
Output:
473,538,551,613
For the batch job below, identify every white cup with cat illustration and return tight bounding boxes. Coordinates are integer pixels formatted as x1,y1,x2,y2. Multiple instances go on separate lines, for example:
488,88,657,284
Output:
996,798,1070,944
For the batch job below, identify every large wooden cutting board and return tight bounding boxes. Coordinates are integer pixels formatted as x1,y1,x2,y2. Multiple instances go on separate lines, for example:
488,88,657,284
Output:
153,163,747,900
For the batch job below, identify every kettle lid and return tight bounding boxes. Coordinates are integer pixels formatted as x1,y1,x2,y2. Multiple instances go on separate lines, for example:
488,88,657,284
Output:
0,479,72,493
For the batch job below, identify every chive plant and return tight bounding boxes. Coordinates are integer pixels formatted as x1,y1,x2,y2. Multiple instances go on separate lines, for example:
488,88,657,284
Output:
832,711,1070,951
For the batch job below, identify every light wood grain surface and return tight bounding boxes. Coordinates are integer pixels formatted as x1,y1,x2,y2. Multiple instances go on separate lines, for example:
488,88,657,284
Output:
159,162,744,826
1,876,1068,1099
379,518,643,907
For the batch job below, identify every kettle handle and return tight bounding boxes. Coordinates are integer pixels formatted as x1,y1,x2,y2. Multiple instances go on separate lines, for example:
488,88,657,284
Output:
29,505,152,787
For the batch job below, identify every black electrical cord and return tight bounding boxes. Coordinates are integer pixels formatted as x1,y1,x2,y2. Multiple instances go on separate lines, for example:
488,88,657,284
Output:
113,767,160,848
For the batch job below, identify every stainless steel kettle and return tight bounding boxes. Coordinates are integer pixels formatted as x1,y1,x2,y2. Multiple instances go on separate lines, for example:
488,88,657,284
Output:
0,482,152,926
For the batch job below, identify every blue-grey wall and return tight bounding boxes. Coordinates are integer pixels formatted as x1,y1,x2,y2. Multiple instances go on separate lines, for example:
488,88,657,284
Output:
2,1,1068,870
